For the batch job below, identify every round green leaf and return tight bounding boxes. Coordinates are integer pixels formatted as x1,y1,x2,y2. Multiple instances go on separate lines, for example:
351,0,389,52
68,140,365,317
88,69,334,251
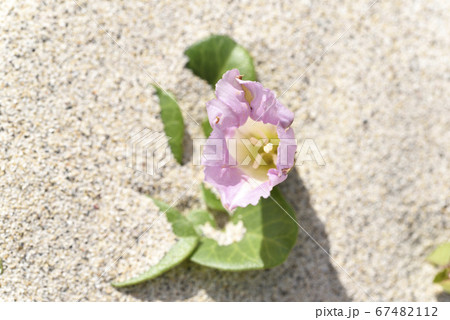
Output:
190,187,298,270
184,35,257,88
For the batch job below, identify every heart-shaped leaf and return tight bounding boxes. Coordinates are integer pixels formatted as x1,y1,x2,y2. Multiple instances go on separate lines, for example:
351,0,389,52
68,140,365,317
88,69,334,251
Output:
184,35,257,88
111,236,198,288
190,187,298,270
201,183,227,213
427,243,450,266
112,199,199,287
153,85,184,164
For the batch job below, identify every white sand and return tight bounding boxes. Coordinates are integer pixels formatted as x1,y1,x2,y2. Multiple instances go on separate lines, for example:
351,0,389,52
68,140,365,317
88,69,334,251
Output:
0,0,449,301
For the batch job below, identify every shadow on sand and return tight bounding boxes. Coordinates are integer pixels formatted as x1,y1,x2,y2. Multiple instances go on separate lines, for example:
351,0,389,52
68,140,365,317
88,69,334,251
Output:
436,292,450,302
116,169,349,301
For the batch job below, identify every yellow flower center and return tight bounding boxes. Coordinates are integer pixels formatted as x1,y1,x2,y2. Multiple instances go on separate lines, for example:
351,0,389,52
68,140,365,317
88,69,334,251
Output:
231,117,279,181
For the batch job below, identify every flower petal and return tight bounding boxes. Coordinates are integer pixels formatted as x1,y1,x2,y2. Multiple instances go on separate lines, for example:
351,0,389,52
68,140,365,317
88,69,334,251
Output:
201,126,239,168
205,167,273,211
276,126,296,172
203,70,297,210
236,79,294,129
214,69,250,126
206,98,239,130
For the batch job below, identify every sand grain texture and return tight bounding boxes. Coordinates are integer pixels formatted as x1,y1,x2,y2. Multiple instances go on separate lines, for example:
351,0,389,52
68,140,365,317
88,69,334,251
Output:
0,0,449,301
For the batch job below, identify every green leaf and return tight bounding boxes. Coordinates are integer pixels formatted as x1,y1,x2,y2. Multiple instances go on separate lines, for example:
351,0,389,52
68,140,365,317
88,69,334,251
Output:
112,198,200,287
427,243,450,266
202,117,213,137
201,183,227,213
187,209,217,235
153,85,184,164
187,209,217,228
441,280,450,293
111,236,198,288
151,198,197,238
184,35,256,88
433,268,450,293
0,258,3,275
190,187,298,270
433,268,449,283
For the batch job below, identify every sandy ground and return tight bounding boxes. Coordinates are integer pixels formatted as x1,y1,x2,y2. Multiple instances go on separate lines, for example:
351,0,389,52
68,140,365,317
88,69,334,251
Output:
1,0,449,301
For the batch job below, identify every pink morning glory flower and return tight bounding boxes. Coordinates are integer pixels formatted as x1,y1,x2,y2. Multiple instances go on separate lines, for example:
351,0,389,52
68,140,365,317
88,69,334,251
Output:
202,69,296,211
